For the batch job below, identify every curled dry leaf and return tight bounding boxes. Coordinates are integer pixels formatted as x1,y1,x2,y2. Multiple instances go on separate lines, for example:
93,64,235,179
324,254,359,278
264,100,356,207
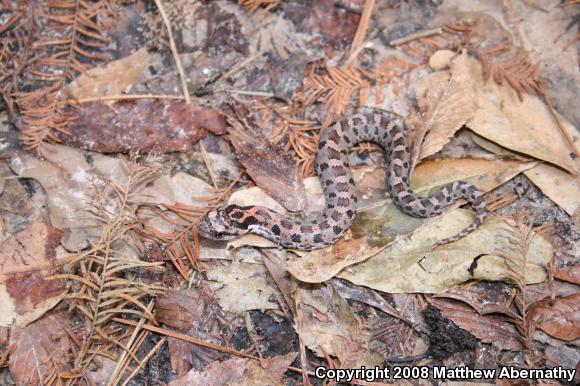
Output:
57,100,227,153
228,111,305,212
428,297,523,352
0,221,67,327
9,312,78,386
409,52,479,163
530,293,580,341
65,47,150,100
553,265,580,286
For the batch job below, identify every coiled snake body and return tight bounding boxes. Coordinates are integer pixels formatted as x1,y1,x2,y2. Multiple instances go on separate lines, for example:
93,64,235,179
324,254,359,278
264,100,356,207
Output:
199,111,487,250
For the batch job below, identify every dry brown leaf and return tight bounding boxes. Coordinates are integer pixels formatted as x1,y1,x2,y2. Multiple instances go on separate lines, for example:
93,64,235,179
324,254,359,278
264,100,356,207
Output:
65,47,150,100
157,289,227,375
59,100,227,153
0,221,67,327
530,293,580,341
297,285,382,368
429,297,523,351
338,211,551,293
410,52,479,163
9,312,78,385
168,353,296,386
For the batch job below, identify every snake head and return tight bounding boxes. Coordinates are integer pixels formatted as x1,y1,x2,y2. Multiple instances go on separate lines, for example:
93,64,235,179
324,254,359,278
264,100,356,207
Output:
198,206,247,240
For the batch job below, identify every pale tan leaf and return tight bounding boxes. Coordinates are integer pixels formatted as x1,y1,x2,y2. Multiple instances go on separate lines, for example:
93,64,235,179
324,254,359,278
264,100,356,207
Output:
66,47,149,100
472,132,580,216
461,56,580,175
411,52,479,163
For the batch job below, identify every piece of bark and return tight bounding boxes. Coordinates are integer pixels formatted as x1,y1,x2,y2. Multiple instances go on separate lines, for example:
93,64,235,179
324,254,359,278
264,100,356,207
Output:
58,100,227,153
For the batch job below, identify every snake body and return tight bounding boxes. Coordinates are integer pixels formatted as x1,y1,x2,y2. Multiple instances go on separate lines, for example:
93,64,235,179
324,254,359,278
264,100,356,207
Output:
199,111,487,250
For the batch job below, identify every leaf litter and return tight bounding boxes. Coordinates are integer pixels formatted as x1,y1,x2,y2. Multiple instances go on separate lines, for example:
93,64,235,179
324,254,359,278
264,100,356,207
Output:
0,0,578,385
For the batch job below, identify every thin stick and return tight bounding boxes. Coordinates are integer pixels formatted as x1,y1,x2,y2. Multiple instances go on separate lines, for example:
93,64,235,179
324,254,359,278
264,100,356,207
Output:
154,0,191,105
389,27,442,46
539,85,580,160
346,0,376,61
77,94,185,103
199,142,218,189
120,337,167,386
225,89,275,97
112,318,312,376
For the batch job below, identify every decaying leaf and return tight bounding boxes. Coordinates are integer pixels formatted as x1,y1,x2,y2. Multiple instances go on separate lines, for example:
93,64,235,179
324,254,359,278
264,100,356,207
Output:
530,293,580,341
206,261,279,313
9,312,78,385
429,297,523,351
410,52,479,163
65,47,150,100
287,156,536,283
157,289,228,375
297,285,382,368
338,211,551,293
227,109,306,212
57,100,227,153
168,353,297,386
9,146,127,251
0,221,67,327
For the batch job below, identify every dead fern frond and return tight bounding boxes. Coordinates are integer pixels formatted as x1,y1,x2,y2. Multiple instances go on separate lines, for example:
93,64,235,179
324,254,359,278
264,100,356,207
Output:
264,104,321,177
238,0,281,13
1,0,112,151
296,62,371,128
58,158,166,375
496,217,542,358
139,174,243,280
476,44,543,102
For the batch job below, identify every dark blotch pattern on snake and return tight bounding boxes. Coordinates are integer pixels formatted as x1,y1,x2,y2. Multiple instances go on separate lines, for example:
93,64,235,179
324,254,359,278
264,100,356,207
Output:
199,110,487,250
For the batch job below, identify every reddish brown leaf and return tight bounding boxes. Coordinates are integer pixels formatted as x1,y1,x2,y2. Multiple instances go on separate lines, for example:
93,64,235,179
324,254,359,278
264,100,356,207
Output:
429,297,523,351
169,353,297,386
309,0,363,58
0,221,66,326
530,294,580,341
553,265,580,285
157,289,209,331
169,357,249,386
58,100,227,153
9,312,77,386
157,289,227,375
227,109,306,212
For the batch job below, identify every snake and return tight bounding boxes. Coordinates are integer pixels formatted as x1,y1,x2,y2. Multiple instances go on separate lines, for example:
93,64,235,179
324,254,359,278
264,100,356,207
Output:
199,110,487,250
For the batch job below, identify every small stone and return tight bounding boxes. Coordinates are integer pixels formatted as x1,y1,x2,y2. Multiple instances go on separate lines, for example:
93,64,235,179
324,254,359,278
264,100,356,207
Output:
429,50,457,70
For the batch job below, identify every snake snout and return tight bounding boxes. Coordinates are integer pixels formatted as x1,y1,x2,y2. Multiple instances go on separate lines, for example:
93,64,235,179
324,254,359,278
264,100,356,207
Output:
198,208,240,240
